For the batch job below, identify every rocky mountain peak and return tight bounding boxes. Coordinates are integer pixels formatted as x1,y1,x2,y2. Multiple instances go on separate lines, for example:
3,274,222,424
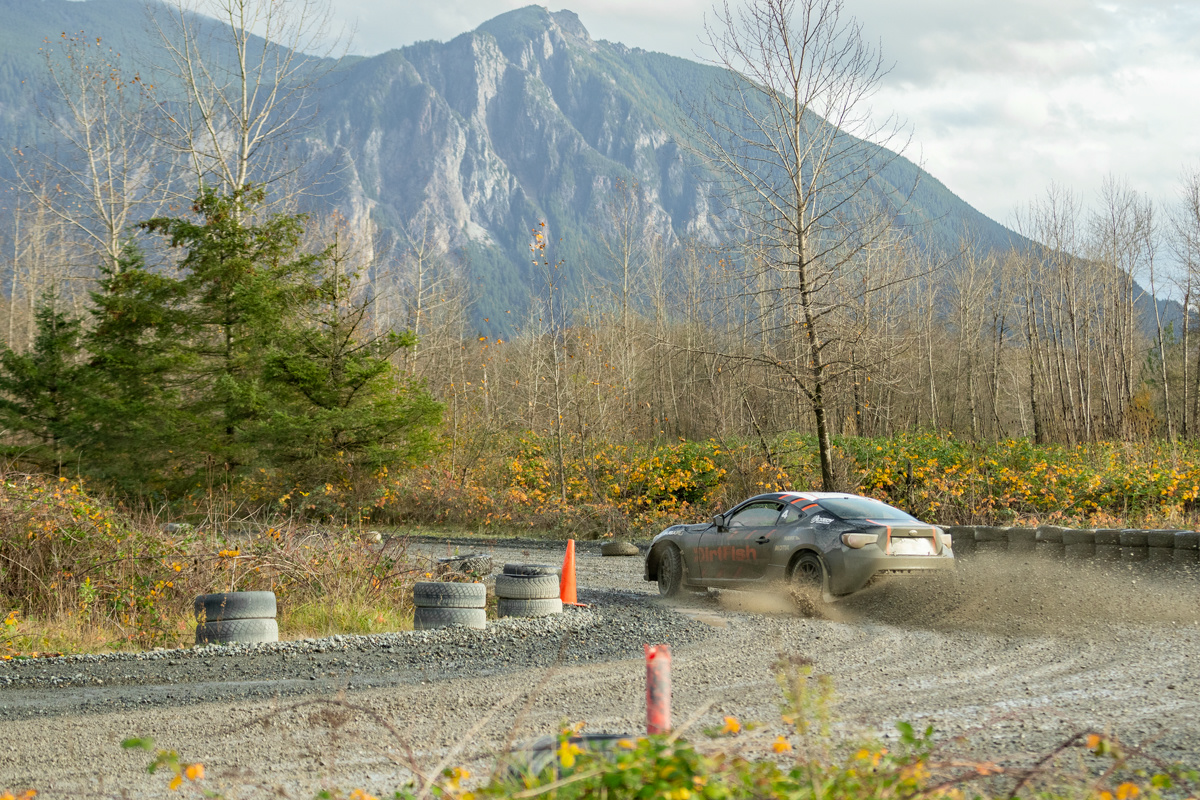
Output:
548,9,590,40
474,6,592,58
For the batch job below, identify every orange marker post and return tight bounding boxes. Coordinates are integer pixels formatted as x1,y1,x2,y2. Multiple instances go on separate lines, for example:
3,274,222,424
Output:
645,644,671,734
560,538,585,606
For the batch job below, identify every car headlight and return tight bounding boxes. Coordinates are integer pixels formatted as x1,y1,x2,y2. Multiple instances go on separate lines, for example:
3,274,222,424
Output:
841,533,879,549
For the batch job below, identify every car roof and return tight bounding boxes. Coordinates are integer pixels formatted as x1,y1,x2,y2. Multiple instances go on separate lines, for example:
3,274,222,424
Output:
738,491,867,505
776,491,863,501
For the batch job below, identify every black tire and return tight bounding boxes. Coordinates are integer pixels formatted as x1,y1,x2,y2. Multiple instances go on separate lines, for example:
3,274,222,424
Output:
497,597,563,618
1034,526,1065,543
413,581,487,608
194,591,277,623
791,552,825,588
437,554,493,576
600,540,641,557
1147,529,1179,549
413,606,486,630
656,545,686,598
503,563,560,577
789,552,827,616
196,618,279,645
973,526,1008,542
1120,529,1149,547
1062,529,1096,545
494,573,560,599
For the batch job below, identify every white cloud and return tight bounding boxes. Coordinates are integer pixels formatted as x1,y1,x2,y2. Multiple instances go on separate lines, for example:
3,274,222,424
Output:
858,0,1200,220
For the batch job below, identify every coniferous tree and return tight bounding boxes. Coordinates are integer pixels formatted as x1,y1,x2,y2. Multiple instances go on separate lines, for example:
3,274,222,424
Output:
84,243,191,491
140,185,322,472
137,187,441,489
257,228,442,485
0,291,88,474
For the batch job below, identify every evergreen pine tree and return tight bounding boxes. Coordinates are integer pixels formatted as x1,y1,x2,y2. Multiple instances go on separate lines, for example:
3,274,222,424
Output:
0,290,88,474
140,185,322,473
138,187,441,490
84,242,191,491
257,232,442,484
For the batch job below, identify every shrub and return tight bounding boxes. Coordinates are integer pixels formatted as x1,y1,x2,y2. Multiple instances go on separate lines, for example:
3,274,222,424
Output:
0,473,429,652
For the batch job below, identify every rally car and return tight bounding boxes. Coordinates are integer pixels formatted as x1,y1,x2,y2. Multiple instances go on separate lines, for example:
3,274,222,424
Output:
644,491,955,598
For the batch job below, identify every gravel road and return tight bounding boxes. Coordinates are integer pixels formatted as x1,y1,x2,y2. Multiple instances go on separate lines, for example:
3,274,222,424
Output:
4,539,1200,798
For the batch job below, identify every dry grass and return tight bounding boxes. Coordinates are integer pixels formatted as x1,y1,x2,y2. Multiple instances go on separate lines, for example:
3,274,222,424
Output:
0,473,430,655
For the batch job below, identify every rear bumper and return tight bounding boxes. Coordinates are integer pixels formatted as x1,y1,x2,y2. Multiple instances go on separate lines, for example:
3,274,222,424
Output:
826,546,955,595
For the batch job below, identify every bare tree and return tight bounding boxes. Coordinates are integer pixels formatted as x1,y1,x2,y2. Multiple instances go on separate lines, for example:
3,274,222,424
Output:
1171,167,1200,437
687,0,921,489
147,0,346,200
1088,178,1150,438
10,33,165,274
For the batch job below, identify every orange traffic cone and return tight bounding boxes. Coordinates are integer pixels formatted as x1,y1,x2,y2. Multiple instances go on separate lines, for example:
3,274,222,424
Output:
561,539,584,606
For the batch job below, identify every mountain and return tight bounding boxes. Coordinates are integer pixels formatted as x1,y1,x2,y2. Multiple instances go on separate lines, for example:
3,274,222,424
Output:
0,1,1142,334
302,6,1025,329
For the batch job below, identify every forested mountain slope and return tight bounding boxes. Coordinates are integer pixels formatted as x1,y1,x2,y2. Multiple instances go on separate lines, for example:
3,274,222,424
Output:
0,0,1153,333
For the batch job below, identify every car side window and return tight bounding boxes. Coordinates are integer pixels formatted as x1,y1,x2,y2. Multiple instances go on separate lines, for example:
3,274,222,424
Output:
726,502,783,528
778,504,799,525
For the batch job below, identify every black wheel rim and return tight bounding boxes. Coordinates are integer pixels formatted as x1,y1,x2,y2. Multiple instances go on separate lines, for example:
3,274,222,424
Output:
795,558,821,584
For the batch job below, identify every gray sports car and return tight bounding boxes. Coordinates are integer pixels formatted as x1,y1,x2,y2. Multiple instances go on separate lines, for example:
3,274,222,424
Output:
644,491,955,598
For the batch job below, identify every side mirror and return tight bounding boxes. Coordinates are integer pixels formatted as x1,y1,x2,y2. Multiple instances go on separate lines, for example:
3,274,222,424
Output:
711,513,725,530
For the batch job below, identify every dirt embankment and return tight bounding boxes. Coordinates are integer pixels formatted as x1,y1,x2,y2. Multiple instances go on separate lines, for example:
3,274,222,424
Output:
3,544,1199,798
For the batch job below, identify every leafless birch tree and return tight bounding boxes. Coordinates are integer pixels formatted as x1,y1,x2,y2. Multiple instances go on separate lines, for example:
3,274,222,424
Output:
147,0,345,200
687,0,921,489
11,33,165,275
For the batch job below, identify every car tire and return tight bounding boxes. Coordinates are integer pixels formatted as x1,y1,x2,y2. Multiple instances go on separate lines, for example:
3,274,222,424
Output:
503,563,560,577
437,554,493,576
412,581,487,608
413,606,487,630
656,545,686,598
788,552,829,615
194,591,277,623
600,540,640,557
196,617,279,645
497,597,563,618
494,573,561,599
791,552,824,587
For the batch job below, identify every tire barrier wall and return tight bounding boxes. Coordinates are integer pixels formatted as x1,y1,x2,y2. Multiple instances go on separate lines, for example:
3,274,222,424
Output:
194,591,279,645
943,525,1200,568
413,581,487,630
496,566,563,618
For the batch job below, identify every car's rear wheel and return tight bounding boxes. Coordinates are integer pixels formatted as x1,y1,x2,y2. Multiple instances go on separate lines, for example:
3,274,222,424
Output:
792,552,823,585
790,552,827,616
657,545,686,598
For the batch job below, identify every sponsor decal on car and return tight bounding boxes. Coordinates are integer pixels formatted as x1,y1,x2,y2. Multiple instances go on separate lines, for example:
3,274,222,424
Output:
813,516,833,525
696,545,758,563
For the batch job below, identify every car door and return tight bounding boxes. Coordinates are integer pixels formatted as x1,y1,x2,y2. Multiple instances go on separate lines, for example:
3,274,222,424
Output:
697,501,782,581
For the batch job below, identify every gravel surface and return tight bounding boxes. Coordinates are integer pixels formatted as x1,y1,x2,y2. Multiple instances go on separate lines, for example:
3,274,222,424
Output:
4,539,1200,798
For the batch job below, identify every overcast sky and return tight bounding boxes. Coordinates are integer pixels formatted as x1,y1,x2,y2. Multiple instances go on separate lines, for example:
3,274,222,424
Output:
327,0,1200,227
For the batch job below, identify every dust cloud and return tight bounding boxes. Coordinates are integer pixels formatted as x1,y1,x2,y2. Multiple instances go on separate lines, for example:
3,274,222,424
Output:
833,554,1200,636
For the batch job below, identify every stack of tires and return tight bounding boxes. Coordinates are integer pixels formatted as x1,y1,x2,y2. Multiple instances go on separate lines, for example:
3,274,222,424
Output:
195,591,279,645
495,564,562,618
413,582,487,630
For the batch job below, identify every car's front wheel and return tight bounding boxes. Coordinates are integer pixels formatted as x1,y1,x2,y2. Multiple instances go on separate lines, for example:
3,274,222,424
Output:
656,545,687,598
